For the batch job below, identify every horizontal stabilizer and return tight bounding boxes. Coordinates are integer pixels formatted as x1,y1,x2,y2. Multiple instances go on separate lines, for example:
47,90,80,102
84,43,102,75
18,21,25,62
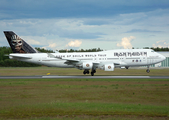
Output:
9,54,32,59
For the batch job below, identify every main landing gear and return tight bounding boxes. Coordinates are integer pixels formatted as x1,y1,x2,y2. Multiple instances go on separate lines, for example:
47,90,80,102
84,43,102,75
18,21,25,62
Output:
83,69,89,75
146,66,150,73
91,69,96,76
83,69,96,76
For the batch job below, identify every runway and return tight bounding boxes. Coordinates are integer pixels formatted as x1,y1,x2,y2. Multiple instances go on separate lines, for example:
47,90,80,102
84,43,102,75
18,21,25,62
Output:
0,76,169,79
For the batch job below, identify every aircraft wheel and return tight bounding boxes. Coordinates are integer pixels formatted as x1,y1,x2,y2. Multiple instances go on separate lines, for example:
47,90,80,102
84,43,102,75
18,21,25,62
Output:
83,71,86,75
91,72,94,76
87,71,89,74
146,69,150,73
125,66,129,69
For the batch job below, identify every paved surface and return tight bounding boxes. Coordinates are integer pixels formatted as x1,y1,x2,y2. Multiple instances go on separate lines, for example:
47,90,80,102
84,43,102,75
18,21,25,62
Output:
0,76,169,79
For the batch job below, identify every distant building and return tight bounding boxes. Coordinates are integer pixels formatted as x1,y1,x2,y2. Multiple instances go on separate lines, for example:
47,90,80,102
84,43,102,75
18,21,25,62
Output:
156,52,169,67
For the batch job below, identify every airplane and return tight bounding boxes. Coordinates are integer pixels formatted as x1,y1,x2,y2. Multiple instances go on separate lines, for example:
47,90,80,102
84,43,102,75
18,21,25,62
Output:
4,31,166,76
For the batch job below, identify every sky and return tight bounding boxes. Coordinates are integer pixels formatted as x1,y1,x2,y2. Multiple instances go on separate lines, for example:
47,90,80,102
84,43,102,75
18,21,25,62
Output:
0,0,169,51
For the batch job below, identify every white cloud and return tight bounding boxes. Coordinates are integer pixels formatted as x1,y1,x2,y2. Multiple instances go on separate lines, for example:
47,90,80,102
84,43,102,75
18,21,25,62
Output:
152,40,169,48
48,43,57,48
0,8,169,50
117,36,135,49
66,40,82,47
41,43,57,51
20,36,45,45
27,39,40,45
41,47,47,50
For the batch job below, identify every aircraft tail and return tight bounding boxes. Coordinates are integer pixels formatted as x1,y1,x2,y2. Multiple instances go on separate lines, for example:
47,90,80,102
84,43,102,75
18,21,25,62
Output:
4,31,38,53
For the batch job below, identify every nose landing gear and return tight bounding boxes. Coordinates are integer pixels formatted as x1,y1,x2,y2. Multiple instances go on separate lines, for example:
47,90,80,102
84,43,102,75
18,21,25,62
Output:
125,66,129,69
146,66,150,73
146,69,150,73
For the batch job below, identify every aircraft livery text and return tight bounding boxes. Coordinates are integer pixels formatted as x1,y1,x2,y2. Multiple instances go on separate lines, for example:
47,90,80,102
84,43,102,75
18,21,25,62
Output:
114,52,147,57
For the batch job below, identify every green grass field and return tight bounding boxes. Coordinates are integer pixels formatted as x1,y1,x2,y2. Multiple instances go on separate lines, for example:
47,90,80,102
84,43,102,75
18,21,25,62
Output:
0,67,169,120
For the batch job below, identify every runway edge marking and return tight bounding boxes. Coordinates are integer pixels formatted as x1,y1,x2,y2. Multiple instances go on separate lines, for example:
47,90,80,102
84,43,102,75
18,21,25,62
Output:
42,76,151,79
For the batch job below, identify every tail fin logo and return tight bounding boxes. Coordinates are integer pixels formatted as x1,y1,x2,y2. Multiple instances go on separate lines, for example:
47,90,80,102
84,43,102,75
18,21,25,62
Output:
11,35,23,52
4,31,38,53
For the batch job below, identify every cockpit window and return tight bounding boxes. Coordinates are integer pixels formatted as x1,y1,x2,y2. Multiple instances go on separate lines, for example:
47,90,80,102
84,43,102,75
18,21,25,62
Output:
151,50,155,52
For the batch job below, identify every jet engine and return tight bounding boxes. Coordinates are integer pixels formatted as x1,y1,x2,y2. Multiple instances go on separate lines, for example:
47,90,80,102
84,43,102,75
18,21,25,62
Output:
82,62,93,69
104,64,114,71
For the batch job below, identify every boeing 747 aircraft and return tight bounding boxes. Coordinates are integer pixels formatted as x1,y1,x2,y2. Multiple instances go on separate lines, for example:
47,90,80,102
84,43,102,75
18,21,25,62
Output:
4,31,166,76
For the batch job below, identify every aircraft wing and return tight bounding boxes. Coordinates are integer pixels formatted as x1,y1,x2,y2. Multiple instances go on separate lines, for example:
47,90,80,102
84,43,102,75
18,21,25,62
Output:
97,61,120,65
54,56,79,66
49,53,122,69
64,59,80,62
55,57,80,62
47,53,79,62
113,62,120,65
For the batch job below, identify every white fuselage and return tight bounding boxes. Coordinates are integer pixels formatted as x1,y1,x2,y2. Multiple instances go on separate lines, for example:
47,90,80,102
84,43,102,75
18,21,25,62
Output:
9,49,166,70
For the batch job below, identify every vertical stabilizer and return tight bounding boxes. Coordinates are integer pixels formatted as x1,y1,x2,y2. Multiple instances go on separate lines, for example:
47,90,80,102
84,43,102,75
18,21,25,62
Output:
4,31,38,53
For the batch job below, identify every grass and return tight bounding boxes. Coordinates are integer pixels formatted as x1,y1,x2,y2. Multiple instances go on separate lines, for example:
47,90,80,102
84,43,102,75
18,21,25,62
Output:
1,103,168,118
0,78,169,119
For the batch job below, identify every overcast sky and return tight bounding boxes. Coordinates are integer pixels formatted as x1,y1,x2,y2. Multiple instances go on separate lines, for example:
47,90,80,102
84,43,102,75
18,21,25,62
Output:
0,0,169,50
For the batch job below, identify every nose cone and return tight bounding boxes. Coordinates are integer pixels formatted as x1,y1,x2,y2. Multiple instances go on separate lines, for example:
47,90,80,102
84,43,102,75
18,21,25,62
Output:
156,52,166,63
160,54,166,61
162,55,166,61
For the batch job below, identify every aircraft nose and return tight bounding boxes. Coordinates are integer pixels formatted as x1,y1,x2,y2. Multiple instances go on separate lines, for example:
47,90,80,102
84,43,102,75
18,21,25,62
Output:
161,55,166,61
163,56,166,60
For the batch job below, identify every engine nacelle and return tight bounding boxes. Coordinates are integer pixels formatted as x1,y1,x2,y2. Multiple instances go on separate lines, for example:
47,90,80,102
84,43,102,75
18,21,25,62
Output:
82,62,93,69
104,64,114,71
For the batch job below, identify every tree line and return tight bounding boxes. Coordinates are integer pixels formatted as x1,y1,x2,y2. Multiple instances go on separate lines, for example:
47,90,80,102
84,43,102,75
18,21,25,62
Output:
151,47,169,51
58,48,103,53
0,46,168,67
